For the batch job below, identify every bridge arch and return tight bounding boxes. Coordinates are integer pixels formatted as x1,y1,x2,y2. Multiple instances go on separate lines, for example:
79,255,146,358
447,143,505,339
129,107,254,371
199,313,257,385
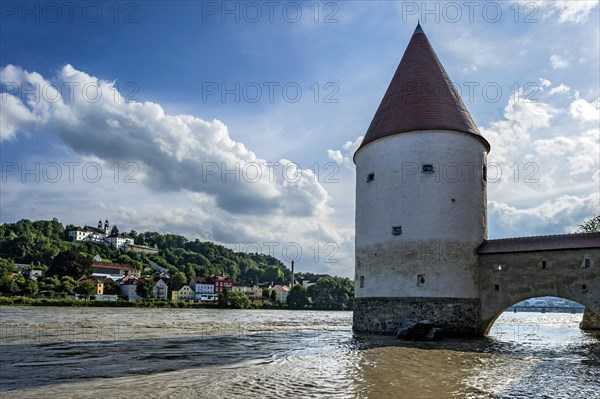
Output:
477,237,600,336
481,293,597,336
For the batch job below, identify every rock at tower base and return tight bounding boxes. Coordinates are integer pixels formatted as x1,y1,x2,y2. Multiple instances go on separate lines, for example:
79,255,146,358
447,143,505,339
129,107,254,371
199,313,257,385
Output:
395,320,444,341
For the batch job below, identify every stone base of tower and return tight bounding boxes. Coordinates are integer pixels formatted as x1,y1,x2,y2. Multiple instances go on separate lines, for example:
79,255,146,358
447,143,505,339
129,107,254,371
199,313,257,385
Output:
353,297,482,337
580,307,600,330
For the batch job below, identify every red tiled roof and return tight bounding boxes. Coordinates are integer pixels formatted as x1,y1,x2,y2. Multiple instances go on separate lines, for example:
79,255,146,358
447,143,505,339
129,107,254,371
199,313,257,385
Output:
355,23,489,159
478,233,600,254
92,262,135,271
121,275,138,284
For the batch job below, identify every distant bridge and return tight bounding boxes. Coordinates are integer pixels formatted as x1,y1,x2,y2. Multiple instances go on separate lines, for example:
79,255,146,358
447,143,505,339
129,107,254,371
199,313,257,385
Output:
508,306,585,314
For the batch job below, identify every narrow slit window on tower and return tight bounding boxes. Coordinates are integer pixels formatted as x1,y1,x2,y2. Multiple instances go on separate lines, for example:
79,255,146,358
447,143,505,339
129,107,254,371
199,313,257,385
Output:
359,276,364,288
417,274,425,287
541,260,547,269
422,164,434,173
392,226,402,236
494,284,500,291
367,173,375,182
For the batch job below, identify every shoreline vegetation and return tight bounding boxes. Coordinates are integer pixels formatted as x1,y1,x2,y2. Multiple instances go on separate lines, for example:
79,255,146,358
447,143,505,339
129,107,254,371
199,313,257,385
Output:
0,218,355,311
0,296,348,310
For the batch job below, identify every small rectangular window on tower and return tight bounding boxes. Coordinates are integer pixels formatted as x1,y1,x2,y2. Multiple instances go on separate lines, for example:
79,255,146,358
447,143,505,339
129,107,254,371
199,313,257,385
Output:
422,164,434,173
582,256,591,268
417,274,426,287
359,276,364,288
367,173,375,182
392,226,402,236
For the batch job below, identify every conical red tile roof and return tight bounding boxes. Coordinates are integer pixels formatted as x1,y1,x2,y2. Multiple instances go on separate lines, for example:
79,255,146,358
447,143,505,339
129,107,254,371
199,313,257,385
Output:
355,23,490,158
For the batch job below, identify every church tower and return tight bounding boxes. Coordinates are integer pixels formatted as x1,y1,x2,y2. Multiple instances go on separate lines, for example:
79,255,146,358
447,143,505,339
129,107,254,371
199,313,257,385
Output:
353,24,490,336
104,219,110,236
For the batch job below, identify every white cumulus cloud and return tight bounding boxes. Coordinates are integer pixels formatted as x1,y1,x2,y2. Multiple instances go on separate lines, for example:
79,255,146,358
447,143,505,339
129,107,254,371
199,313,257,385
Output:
550,54,569,69
0,64,334,217
548,84,571,96
569,98,600,122
327,136,363,170
553,0,599,23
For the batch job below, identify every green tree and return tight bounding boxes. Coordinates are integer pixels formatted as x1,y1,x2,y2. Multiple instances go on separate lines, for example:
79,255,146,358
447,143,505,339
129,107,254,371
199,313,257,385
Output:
0,258,16,275
287,285,309,309
270,290,277,303
48,250,92,278
116,254,133,264
309,277,354,310
75,280,96,296
577,215,600,233
111,225,119,236
171,271,187,288
218,286,230,307
0,274,19,295
12,274,26,291
263,265,284,283
228,290,251,309
38,276,61,296
136,278,155,299
22,279,39,296
60,276,77,294
104,281,120,295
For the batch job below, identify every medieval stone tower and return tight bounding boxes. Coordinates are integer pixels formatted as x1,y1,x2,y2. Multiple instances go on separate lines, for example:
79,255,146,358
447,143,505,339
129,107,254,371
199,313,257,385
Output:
353,23,491,336
353,23,600,336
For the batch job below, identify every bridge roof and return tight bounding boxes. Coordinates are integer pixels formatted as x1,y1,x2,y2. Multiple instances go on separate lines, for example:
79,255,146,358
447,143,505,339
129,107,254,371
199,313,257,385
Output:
478,232,600,254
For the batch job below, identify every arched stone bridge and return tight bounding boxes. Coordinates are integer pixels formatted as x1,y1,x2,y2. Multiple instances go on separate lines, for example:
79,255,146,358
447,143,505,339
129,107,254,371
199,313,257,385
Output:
478,232,600,335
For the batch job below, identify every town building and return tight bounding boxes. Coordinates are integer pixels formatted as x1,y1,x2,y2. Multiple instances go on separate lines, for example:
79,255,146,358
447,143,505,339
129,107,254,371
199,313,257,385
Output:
106,233,135,250
118,275,142,302
77,275,111,296
20,269,43,281
171,284,195,302
68,219,138,251
153,279,168,300
189,277,217,302
211,275,234,295
92,262,141,278
272,285,290,304
232,283,262,299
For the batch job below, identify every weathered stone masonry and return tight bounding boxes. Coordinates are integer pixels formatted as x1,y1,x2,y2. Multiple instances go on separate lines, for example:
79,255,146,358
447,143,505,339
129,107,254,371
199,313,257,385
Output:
353,297,481,336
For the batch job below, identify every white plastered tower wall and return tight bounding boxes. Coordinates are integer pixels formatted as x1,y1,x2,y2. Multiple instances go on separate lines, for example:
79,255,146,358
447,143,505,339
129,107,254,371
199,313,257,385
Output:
354,130,488,299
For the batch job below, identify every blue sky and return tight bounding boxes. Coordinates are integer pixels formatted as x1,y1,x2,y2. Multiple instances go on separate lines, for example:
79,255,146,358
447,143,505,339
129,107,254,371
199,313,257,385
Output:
1,1,599,277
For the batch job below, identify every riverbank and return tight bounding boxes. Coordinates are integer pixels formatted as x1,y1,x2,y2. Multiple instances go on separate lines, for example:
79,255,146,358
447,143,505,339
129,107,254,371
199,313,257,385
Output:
0,296,286,309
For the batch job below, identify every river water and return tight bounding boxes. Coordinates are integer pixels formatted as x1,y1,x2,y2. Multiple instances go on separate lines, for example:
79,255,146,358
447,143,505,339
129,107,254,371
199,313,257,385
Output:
0,306,598,398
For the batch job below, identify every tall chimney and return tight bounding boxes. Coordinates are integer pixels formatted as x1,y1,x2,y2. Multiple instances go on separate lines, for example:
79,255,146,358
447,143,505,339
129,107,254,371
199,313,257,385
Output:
290,260,295,287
